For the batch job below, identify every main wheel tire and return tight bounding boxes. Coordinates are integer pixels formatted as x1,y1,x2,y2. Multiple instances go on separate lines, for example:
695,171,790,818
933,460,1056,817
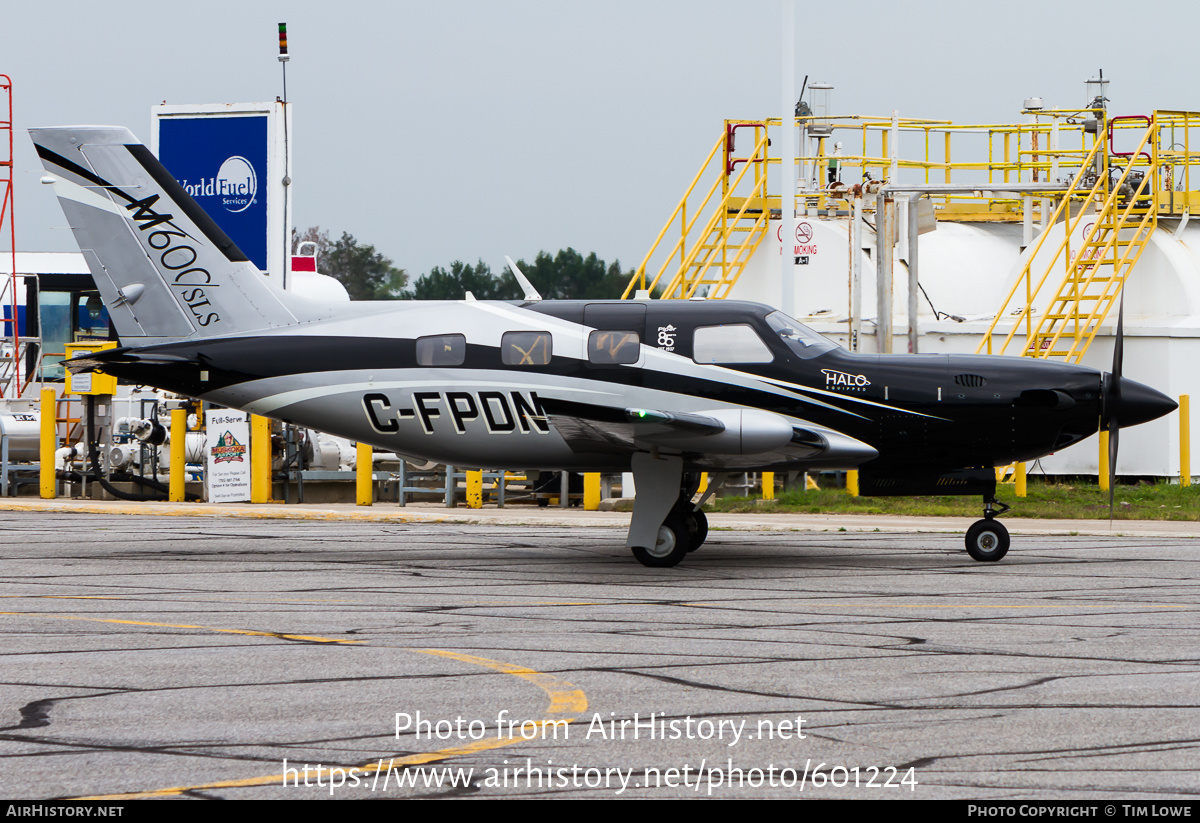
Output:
965,519,1010,562
685,509,708,552
631,513,691,567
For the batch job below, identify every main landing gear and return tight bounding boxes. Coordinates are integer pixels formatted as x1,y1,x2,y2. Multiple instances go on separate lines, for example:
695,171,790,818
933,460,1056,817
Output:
626,454,711,568
631,498,709,568
965,496,1010,562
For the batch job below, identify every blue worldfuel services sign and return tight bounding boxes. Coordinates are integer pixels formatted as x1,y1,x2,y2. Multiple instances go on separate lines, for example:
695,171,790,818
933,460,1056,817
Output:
158,115,269,271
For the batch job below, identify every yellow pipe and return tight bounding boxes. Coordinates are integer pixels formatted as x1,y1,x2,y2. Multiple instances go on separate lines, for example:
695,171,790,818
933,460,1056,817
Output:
761,471,774,500
1015,462,1027,498
40,388,56,499
1099,429,1110,492
356,442,372,506
466,470,482,509
847,469,859,497
1181,395,1191,488
583,472,600,511
698,472,708,494
250,415,270,503
169,408,186,503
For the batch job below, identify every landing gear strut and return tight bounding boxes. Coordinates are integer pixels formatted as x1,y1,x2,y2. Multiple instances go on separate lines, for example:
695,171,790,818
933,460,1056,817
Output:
965,496,1010,562
628,463,710,568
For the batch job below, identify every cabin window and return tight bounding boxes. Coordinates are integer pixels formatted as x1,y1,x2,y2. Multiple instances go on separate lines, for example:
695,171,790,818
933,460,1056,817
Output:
502,331,553,366
692,324,774,364
415,334,466,366
587,329,640,365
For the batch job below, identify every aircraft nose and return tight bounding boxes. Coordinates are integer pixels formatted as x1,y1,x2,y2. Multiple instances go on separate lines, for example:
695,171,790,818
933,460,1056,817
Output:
1114,377,1177,428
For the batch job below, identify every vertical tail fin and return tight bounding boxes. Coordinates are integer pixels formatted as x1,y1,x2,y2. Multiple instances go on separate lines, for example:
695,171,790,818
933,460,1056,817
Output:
31,125,300,344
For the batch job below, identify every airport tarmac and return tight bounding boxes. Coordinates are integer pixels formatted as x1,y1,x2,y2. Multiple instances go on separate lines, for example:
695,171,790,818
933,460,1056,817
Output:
0,501,1197,799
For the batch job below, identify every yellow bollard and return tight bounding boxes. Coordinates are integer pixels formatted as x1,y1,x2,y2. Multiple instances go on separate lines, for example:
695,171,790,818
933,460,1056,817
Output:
250,415,271,503
761,471,775,500
169,408,186,502
1181,395,1191,488
583,472,600,510
466,470,483,508
356,442,373,506
1099,429,1110,492
39,388,56,499
846,469,859,497
1015,462,1027,498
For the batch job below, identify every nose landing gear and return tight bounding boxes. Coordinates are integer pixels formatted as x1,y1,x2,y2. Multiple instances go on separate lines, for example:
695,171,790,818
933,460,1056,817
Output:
965,496,1010,562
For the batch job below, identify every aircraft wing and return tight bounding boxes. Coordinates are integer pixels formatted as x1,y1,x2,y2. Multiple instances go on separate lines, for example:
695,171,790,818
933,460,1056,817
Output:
543,399,876,469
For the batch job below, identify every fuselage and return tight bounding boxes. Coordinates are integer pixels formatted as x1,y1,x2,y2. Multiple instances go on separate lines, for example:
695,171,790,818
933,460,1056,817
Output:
79,298,1156,479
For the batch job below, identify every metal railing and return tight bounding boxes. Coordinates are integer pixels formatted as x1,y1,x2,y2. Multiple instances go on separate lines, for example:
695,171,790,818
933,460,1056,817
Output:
979,116,1162,363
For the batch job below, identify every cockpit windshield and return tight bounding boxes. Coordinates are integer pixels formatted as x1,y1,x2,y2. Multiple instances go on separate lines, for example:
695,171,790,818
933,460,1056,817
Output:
765,310,839,360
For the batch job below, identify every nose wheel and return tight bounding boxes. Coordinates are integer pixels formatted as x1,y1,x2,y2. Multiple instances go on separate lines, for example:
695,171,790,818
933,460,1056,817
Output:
965,496,1010,562
965,518,1009,561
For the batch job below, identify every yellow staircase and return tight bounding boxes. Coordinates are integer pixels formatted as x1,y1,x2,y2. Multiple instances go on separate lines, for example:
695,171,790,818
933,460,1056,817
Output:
980,116,1162,486
1024,122,1157,363
622,122,774,300
979,116,1159,365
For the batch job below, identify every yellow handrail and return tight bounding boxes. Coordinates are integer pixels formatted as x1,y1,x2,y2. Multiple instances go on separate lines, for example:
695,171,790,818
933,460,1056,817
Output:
976,136,1108,355
980,118,1160,362
665,174,770,298
1030,122,1159,361
659,131,771,298
622,132,726,298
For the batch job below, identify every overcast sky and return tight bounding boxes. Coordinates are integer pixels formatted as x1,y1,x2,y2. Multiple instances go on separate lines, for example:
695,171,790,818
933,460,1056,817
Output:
4,0,1197,281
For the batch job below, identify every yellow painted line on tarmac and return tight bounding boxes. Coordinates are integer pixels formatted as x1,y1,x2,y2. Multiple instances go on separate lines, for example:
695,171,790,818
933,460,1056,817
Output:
85,736,539,798
76,648,586,800
0,610,587,799
2,596,357,610
0,612,366,644
416,648,589,714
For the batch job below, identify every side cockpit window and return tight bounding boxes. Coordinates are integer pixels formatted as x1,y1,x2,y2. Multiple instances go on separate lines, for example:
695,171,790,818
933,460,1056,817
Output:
692,324,774,364
502,331,553,366
588,329,640,365
765,311,838,360
415,334,466,366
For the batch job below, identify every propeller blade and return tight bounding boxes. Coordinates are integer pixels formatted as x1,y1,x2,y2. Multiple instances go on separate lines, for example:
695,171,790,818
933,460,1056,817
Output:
1112,292,1124,384
1108,423,1119,525
1107,295,1125,523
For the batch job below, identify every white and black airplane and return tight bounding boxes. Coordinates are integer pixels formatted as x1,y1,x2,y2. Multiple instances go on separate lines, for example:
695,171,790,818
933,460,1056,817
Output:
32,125,1177,567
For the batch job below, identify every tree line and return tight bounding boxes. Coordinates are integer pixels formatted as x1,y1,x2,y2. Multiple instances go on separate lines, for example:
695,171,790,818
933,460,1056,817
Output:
292,227,633,301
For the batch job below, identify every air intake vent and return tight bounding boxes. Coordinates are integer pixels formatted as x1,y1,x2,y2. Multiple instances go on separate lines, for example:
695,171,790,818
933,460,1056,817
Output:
954,374,988,387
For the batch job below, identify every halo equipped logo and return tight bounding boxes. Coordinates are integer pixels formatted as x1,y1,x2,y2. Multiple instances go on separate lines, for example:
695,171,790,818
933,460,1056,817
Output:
179,156,257,213
821,369,871,391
